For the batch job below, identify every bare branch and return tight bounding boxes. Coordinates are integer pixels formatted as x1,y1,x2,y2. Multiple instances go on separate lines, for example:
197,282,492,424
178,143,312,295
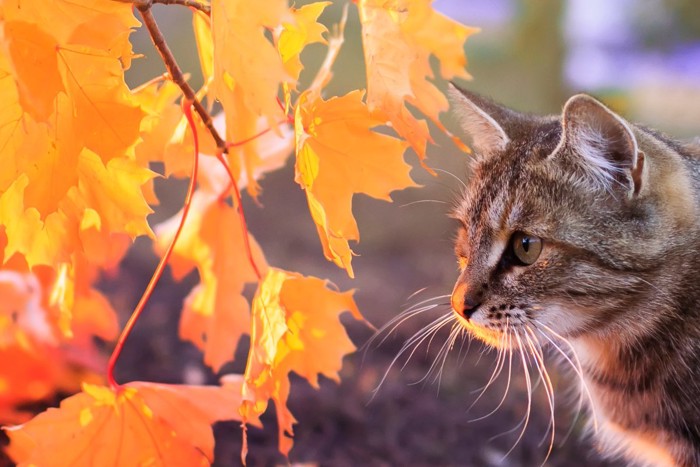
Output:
153,0,210,15
137,4,226,152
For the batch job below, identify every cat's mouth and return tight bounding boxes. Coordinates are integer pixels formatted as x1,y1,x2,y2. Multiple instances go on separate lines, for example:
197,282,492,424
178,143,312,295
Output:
454,313,514,349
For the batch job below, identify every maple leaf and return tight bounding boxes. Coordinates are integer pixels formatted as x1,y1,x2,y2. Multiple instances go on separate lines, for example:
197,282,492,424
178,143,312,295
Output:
277,2,331,83
357,0,479,165
175,201,266,372
132,78,182,204
0,21,64,122
240,268,365,457
193,11,215,87
0,265,115,423
0,0,150,269
154,119,292,370
210,0,291,198
294,89,416,277
0,0,139,63
5,378,254,466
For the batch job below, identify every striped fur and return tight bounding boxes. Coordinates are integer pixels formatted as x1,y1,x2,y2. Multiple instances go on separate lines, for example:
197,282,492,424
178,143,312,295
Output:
449,85,700,466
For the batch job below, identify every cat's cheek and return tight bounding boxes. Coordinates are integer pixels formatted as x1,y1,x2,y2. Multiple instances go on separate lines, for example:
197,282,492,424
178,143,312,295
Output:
535,302,593,338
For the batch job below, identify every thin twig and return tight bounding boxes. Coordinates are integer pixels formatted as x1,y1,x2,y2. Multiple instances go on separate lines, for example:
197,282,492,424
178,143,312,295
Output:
137,4,226,152
153,0,210,14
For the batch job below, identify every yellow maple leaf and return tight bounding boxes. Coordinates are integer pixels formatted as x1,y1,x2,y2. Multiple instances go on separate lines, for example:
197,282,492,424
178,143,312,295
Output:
211,0,290,197
0,0,139,65
294,89,416,277
277,2,331,83
193,10,215,86
357,0,479,164
240,268,364,457
5,379,255,466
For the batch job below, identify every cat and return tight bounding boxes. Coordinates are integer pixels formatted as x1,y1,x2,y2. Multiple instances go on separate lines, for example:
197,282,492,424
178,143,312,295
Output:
447,83,700,467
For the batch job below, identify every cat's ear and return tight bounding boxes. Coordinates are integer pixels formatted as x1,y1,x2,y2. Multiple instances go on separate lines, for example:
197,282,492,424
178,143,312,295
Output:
447,83,512,157
558,94,644,197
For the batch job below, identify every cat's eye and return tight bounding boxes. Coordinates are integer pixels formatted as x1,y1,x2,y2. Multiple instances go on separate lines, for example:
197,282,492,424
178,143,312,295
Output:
511,231,542,265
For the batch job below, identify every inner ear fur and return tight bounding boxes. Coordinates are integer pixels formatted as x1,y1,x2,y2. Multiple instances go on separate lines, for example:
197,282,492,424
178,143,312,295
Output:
559,94,644,196
447,83,514,158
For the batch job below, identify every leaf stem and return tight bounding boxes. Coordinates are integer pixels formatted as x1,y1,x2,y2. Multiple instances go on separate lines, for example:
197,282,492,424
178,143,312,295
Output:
214,151,263,281
137,4,226,153
107,101,201,390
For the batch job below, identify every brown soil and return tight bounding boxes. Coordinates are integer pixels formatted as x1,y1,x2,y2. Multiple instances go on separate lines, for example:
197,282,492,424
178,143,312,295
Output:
105,157,617,467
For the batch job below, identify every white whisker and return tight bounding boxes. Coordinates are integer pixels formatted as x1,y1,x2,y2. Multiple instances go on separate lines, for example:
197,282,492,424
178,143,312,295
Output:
399,314,455,371
434,167,468,191
370,313,454,400
524,326,556,464
537,323,599,434
503,330,533,461
468,327,508,416
400,199,449,208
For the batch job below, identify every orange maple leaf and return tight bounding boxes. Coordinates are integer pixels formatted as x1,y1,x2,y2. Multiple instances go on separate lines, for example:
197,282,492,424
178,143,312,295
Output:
294,89,416,277
357,0,479,165
240,268,365,457
0,0,150,269
154,116,292,370
0,262,116,423
5,378,254,466
133,78,220,183
175,200,266,372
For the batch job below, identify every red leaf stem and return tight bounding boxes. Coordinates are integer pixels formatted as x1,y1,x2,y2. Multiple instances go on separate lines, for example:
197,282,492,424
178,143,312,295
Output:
107,100,201,390
214,152,263,281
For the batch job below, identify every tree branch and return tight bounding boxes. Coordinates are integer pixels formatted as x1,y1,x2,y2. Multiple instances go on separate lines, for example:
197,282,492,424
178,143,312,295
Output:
137,4,226,152
153,0,210,14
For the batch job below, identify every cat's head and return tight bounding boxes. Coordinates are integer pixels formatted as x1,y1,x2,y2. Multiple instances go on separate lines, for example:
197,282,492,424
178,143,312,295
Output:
447,85,696,348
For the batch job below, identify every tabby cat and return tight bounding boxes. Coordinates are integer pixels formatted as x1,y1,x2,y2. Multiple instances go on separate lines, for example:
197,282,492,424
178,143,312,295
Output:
448,84,700,466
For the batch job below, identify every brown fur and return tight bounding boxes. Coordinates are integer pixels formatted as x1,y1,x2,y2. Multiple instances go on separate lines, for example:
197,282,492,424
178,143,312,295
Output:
448,84,700,466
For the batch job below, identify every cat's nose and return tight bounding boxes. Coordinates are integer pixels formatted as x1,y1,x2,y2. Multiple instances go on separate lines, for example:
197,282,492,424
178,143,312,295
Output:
451,282,482,319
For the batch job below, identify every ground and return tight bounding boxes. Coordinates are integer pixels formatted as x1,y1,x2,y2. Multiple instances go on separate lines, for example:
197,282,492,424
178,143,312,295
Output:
111,156,617,466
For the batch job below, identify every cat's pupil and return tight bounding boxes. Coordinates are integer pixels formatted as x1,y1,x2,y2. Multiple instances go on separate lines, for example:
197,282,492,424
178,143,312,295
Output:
522,237,531,252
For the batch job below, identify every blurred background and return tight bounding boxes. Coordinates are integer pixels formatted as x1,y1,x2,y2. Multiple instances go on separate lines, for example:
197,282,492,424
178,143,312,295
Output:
114,1,700,465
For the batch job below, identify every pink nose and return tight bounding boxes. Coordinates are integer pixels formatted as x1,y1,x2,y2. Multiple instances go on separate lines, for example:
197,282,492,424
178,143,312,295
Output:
451,282,481,319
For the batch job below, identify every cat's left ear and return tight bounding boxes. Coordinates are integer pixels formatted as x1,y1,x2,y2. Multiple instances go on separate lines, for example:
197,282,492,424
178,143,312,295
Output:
558,94,645,197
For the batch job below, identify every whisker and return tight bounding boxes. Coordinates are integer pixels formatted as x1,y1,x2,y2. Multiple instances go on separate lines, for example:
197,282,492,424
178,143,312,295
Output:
428,323,463,391
400,199,449,208
534,329,584,434
524,326,556,464
364,296,449,354
404,293,452,312
468,328,508,416
455,326,473,366
434,167,468,191
468,328,509,421
503,330,533,461
538,323,599,434
411,322,458,386
370,313,454,400
400,314,456,371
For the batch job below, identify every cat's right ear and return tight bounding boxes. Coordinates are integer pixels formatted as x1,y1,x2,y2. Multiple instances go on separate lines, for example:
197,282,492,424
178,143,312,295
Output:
447,84,511,157
557,94,644,197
